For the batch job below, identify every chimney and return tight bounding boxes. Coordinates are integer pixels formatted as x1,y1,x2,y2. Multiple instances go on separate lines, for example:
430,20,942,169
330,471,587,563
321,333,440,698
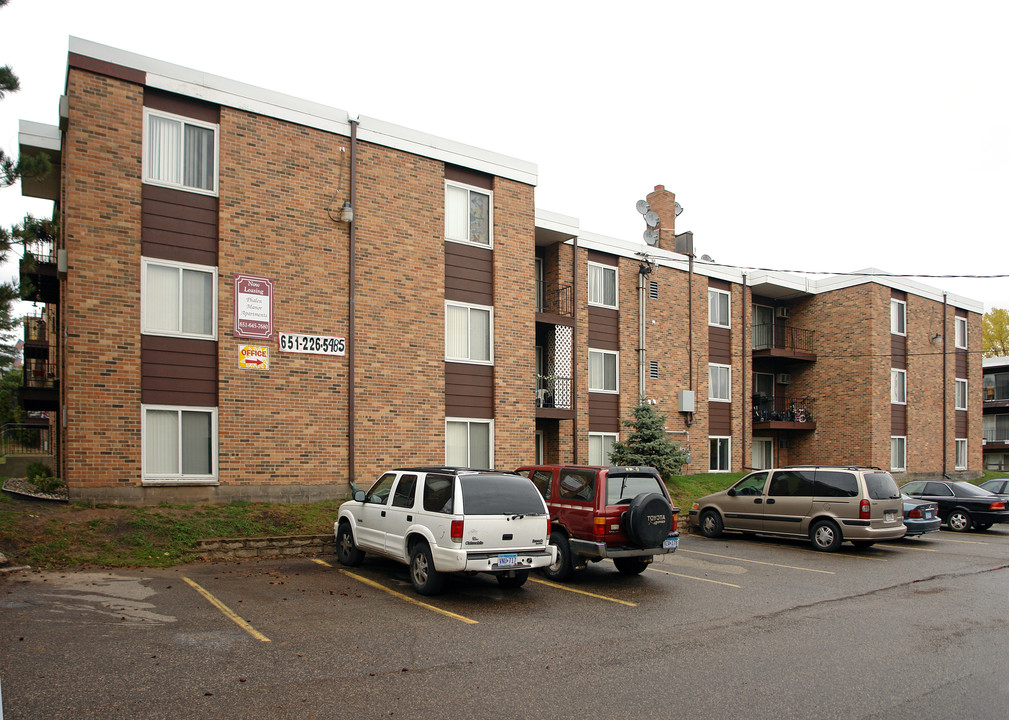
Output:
645,185,678,253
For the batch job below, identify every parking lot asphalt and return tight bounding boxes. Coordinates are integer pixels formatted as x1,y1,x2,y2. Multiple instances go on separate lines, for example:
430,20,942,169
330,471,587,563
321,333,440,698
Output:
2,527,1008,719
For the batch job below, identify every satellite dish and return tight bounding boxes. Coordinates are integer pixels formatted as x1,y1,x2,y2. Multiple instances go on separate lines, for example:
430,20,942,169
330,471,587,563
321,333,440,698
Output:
643,229,659,246
674,201,683,217
635,199,650,215
700,254,714,262
644,210,660,228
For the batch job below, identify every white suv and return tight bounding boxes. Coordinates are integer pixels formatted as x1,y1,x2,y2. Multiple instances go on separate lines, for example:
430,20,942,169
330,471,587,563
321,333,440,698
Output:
335,467,556,594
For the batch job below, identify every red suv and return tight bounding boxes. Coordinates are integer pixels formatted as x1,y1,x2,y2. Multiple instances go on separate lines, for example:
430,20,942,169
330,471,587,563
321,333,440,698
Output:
515,465,679,580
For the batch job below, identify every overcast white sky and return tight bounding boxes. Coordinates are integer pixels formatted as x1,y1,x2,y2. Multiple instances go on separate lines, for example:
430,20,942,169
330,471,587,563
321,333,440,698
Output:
2,0,1007,311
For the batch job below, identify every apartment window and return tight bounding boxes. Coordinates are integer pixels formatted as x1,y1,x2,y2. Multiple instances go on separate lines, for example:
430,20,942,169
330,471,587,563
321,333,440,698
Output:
446,419,492,468
143,405,217,483
709,364,731,402
709,437,731,472
589,433,618,466
891,369,907,404
143,108,218,195
890,299,906,335
891,436,906,472
708,289,730,327
588,262,618,308
955,378,968,410
446,302,493,364
955,316,967,349
955,439,967,471
445,181,492,247
589,349,619,393
142,258,217,340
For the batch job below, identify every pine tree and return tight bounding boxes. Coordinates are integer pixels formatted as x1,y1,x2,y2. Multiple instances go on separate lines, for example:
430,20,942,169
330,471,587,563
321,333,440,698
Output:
608,400,688,480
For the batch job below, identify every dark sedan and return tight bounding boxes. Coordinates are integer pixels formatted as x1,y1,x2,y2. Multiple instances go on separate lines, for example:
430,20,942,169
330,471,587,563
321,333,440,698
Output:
979,479,1009,495
900,494,940,537
900,480,1009,532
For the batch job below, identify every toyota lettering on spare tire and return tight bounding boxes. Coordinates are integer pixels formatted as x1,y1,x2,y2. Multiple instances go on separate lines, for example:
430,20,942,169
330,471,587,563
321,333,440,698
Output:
513,464,681,581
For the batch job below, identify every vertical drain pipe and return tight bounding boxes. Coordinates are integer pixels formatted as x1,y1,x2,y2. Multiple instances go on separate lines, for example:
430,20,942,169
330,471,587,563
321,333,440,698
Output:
348,119,359,490
572,235,579,463
942,291,948,476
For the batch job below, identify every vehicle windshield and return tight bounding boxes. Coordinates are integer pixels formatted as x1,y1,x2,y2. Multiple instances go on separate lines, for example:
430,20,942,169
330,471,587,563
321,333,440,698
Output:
459,475,547,515
606,473,666,505
864,472,900,500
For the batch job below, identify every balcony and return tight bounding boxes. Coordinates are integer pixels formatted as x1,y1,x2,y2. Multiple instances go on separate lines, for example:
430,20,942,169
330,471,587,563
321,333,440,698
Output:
752,394,817,431
19,357,58,411
23,315,50,360
20,240,60,305
752,324,816,362
536,280,574,319
984,427,1009,450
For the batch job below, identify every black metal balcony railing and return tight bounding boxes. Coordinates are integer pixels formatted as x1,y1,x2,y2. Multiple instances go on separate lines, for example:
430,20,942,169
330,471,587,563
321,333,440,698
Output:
536,280,574,317
753,395,815,423
24,314,48,342
752,324,816,353
984,429,1009,444
0,423,53,456
23,359,58,388
22,239,57,266
536,376,572,410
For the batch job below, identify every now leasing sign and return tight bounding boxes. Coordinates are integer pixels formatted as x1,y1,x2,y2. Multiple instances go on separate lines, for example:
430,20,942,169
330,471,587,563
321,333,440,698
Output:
234,274,274,340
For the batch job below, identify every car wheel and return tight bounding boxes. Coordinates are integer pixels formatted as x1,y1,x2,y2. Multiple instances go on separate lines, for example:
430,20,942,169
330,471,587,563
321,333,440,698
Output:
409,542,446,595
946,509,972,533
699,509,724,539
622,493,673,547
335,522,364,566
851,540,875,549
496,570,529,589
613,557,651,575
541,530,574,581
974,522,992,532
810,519,843,552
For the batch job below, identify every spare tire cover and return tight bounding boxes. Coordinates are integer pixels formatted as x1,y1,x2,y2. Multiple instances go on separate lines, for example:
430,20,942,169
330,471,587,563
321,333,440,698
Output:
622,492,673,548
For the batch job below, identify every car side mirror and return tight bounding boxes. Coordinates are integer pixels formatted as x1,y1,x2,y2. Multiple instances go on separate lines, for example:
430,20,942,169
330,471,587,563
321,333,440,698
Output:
727,488,736,497
354,490,366,502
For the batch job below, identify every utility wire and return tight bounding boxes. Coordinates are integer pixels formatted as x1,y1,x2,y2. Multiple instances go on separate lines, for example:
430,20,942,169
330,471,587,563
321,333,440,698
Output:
690,258,1009,280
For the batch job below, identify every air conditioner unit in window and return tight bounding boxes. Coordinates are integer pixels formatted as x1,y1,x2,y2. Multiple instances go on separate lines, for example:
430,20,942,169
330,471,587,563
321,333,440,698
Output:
776,306,790,319
776,373,791,385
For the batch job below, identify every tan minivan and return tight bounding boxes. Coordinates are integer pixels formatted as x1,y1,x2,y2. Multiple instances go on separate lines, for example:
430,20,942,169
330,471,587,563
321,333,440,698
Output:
689,466,906,551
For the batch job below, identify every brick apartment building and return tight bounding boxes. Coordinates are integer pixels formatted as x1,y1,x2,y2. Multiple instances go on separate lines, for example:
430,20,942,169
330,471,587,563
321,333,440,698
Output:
16,38,984,504
983,356,1009,470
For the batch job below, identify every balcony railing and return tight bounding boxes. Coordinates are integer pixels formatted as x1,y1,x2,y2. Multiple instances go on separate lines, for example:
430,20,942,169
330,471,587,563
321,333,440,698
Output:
23,359,58,388
753,324,816,354
983,429,1009,444
536,376,572,410
0,423,52,456
752,395,815,424
536,280,574,317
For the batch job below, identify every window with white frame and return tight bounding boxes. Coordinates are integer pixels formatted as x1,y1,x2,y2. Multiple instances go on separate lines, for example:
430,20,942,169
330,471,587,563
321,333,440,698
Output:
445,181,492,247
891,436,906,472
446,419,492,468
709,436,731,472
588,262,618,308
708,289,730,327
891,368,907,404
445,302,493,364
890,299,906,335
142,258,217,340
143,108,219,195
589,349,619,393
955,439,967,470
955,378,968,410
709,364,731,402
955,316,967,349
589,432,618,466
143,405,217,483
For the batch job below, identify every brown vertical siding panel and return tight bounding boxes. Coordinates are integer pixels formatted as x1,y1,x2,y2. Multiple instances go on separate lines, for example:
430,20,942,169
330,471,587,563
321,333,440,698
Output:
709,326,732,364
709,403,732,435
587,250,618,267
588,393,620,432
141,335,217,406
891,335,906,369
144,88,220,123
445,164,493,190
588,306,619,349
141,185,218,265
891,404,907,436
445,242,493,305
955,412,968,437
445,363,494,418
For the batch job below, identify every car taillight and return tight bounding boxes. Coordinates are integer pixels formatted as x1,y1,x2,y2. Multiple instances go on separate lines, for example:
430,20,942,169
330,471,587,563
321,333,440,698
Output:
990,501,1006,511
594,516,606,537
907,508,923,519
450,519,464,543
859,499,871,519
671,512,678,532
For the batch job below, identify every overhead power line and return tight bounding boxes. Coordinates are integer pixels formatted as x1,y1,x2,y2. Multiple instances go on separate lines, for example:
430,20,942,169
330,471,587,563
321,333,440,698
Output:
691,258,1009,280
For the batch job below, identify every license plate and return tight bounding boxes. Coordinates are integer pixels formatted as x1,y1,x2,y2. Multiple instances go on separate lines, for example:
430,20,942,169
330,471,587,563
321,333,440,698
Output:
497,553,517,568
663,536,679,550
885,511,896,522
925,510,934,519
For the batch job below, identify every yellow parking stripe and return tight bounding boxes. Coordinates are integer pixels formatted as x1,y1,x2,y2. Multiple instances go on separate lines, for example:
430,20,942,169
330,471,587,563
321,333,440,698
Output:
934,536,989,545
646,567,741,588
529,577,638,606
759,543,890,562
678,549,835,575
182,576,271,642
313,560,478,624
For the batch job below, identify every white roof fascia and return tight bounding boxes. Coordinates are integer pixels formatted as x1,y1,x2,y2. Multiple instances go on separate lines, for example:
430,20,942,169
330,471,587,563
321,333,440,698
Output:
68,37,537,186
747,269,813,295
535,208,580,236
811,268,984,313
570,231,742,282
983,356,1009,369
18,120,61,151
